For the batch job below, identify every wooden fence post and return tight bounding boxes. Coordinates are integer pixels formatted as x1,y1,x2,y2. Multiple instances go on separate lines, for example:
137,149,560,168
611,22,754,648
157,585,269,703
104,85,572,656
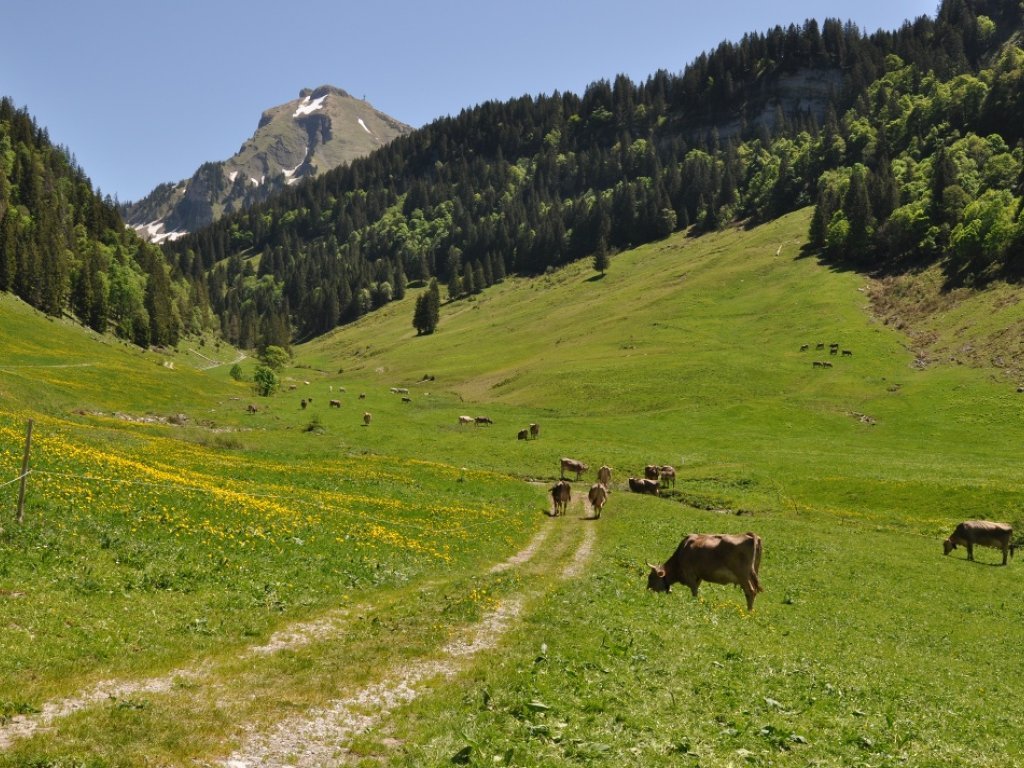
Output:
16,419,33,525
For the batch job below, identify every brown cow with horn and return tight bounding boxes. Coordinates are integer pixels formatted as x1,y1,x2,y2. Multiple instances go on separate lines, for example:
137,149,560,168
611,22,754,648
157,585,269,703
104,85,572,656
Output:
943,520,1014,565
647,532,764,611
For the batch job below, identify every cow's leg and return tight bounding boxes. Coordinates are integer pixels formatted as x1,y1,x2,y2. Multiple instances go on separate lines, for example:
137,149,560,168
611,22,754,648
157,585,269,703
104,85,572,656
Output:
1002,543,1009,565
743,581,756,611
967,542,974,561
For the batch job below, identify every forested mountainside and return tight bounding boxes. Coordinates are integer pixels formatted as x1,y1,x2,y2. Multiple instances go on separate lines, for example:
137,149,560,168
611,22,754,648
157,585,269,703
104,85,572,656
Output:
0,99,209,346
162,0,1024,349
120,86,412,243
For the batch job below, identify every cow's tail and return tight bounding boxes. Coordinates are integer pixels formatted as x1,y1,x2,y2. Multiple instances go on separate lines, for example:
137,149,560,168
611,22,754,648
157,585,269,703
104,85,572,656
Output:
750,533,765,593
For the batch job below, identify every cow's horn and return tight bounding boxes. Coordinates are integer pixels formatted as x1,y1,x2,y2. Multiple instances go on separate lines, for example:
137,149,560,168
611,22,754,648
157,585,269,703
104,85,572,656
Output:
645,561,658,570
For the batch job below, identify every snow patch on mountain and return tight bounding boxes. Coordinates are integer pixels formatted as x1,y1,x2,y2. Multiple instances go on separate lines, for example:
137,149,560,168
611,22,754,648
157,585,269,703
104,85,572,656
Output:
357,118,372,135
293,94,327,118
134,219,187,245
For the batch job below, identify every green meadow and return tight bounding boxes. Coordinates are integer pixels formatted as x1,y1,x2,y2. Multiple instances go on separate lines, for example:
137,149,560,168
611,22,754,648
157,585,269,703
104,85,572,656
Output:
1,208,1023,766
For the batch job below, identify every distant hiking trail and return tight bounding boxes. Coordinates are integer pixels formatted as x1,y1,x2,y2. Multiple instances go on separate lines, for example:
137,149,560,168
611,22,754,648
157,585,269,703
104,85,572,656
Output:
0,487,597,763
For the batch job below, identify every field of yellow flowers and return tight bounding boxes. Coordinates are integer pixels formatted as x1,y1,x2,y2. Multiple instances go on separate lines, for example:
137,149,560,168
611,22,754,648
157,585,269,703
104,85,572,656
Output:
0,402,537,709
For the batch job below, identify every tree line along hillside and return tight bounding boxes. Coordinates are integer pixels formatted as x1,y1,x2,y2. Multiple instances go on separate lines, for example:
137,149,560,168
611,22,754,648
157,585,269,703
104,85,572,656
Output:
162,0,1023,350
0,98,212,347
3,0,1022,354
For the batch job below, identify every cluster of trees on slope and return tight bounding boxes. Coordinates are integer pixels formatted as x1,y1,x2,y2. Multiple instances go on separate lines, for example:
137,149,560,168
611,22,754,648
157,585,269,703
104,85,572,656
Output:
0,98,212,346
810,41,1024,284
159,0,1021,348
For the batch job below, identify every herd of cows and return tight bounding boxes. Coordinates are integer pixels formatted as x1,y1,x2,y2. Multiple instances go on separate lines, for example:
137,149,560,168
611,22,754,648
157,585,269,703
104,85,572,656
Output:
548,459,1017,612
247,387,1018,613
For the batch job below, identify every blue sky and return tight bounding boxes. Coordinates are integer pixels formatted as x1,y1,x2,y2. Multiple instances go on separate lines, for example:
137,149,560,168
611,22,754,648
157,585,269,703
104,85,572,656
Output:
3,0,938,202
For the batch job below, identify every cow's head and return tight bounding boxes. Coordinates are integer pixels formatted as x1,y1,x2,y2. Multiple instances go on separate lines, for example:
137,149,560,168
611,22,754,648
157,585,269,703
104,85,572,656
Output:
646,562,670,592
943,537,956,555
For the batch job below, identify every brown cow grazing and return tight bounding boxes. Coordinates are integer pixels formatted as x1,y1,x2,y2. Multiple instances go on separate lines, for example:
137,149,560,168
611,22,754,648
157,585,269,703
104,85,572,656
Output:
301,399,308,409
330,399,341,408
475,416,493,425
246,403,258,414
588,483,608,518
517,428,529,440
944,520,1014,565
529,423,540,439
560,457,588,480
644,464,660,481
628,477,660,495
362,412,372,426
659,465,676,488
550,480,571,516
647,532,764,611
359,393,366,399
597,465,612,488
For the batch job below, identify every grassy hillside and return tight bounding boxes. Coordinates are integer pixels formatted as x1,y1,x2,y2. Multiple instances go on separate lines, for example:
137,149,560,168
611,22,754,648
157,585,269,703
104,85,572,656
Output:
2,208,1023,765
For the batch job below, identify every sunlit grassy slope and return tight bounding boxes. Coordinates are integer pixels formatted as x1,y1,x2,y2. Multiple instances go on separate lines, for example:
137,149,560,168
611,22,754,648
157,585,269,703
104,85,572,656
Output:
301,207,1024,534
3,207,1024,765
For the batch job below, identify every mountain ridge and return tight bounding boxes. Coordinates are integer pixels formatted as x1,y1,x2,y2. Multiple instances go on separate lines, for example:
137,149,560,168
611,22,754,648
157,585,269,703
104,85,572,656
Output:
121,85,412,242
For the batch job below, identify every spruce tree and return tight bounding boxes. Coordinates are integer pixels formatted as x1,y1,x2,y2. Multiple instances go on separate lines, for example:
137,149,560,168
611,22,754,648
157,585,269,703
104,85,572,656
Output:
593,236,610,275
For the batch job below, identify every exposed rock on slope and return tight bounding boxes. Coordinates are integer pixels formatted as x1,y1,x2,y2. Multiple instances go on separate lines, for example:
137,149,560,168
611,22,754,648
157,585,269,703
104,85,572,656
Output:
121,86,412,242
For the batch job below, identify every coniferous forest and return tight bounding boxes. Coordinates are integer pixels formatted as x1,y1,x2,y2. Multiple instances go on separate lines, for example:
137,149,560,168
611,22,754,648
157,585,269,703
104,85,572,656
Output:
0,99,207,346
3,0,1024,351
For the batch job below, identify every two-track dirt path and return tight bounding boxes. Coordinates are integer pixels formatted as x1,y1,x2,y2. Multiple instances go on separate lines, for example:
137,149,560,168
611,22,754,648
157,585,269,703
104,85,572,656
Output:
0,488,598,765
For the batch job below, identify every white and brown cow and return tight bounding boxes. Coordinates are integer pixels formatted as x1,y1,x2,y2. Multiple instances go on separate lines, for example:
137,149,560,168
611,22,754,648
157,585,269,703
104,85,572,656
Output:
459,415,474,426
643,464,660,481
597,465,612,488
647,532,764,611
560,457,588,481
943,520,1014,565
362,412,372,426
659,465,676,488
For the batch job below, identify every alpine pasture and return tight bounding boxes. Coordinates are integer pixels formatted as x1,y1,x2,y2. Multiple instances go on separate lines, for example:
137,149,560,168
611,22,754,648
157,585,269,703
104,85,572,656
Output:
1,208,1023,766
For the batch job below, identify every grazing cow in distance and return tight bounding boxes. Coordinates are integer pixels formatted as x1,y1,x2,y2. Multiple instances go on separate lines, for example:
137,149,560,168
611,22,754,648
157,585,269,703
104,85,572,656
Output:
359,393,366,399
800,343,809,351
301,399,308,409
944,520,1015,565
659,465,676,488
628,477,660,495
517,428,529,440
560,457,589,480
529,422,540,439
842,349,853,356
330,399,341,408
815,342,825,350
246,404,258,414
475,416,493,425
402,396,412,403
363,412,372,426
588,483,608,518
597,465,612,488
550,480,571,516
459,415,474,426
647,532,764,611
644,464,660,481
